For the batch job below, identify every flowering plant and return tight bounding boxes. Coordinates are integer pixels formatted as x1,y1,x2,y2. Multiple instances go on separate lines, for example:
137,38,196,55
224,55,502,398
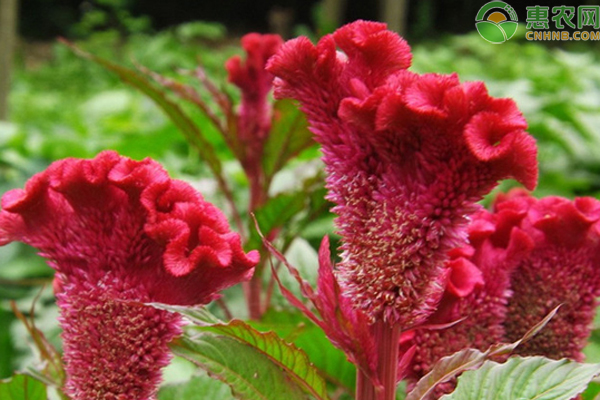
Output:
2,20,600,400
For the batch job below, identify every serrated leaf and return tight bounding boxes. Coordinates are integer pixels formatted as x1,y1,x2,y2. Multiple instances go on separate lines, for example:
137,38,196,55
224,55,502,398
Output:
153,304,330,400
202,320,330,400
0,374,47,400
257,309,356,394
441,356,600,400
170,333,308,400
406,306,559,400
263,99,314,181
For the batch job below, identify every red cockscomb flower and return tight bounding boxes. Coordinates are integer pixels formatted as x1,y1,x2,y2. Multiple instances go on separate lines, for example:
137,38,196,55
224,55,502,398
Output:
499,189,600,361
267,20,537,328
0,151,259,400
267,20,537,399
402,206,534,397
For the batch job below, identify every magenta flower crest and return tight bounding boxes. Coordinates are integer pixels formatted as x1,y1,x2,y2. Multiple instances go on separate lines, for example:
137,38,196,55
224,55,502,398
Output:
402,189,600,397
499,189,600,361
402,205,534,395
267,20,538,327
0,151,259,400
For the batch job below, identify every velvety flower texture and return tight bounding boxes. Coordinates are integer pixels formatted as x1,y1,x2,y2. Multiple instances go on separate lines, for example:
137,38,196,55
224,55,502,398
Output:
267,20,538,326
401,189,600,398
0,151,259,400
402,205,534,395
499,189,600,361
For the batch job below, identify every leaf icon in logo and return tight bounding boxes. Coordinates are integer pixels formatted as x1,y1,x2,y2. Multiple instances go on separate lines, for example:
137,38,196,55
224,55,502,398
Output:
476,21,506,43
499,21,518,40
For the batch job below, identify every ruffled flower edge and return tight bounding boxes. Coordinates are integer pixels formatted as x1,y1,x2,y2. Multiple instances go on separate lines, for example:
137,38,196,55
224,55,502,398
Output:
0,150,259,305
267,20,538,191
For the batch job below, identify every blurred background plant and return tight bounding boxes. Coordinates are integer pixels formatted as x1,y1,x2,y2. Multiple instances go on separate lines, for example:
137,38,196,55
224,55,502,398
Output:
1,1,600,399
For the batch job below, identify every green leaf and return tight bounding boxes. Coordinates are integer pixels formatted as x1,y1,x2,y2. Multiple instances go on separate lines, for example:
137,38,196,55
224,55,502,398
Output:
170,333,308,400
441,357,600,400
262,99,314,182
252,309,355,395
499,21,518,41
581,381,600,400
159,373,235,400
202,320,330,400
153,304,330,400
247,191,308,251
0,374,47,400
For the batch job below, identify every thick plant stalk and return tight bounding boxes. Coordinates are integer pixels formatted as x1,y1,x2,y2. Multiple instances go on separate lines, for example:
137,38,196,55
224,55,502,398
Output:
356,322,402,400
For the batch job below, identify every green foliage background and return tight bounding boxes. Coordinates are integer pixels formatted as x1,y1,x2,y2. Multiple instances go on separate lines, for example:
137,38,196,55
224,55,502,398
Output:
1,20,600,399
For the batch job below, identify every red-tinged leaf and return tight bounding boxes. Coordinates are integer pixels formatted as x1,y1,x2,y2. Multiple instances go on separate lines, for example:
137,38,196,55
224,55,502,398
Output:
269,264,323,328
261,231,379,389
201,320,330,400
170,334,307,400
254,214,318,302
10,298,64,391
135,64,245,160
151,304,330,399
406,305,560,400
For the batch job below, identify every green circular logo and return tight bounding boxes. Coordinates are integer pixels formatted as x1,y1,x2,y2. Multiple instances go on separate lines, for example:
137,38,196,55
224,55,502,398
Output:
475,1,519,44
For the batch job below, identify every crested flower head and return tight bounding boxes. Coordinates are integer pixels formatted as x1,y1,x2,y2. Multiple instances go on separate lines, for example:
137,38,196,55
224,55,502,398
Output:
402,205,534,396
0,151,259,400
500,189,600,361
267,20,538,326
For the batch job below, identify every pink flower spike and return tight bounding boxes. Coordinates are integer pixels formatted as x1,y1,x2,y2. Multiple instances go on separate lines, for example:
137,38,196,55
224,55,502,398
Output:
0,151,258,400
267,20,538,328
403,206,534,397
500,189,600,361
225,33,283,143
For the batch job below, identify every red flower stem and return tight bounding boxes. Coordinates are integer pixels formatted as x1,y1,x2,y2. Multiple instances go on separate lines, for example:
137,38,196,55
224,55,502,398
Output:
247,172,269,320
247,260,264,319
356,321,401,400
